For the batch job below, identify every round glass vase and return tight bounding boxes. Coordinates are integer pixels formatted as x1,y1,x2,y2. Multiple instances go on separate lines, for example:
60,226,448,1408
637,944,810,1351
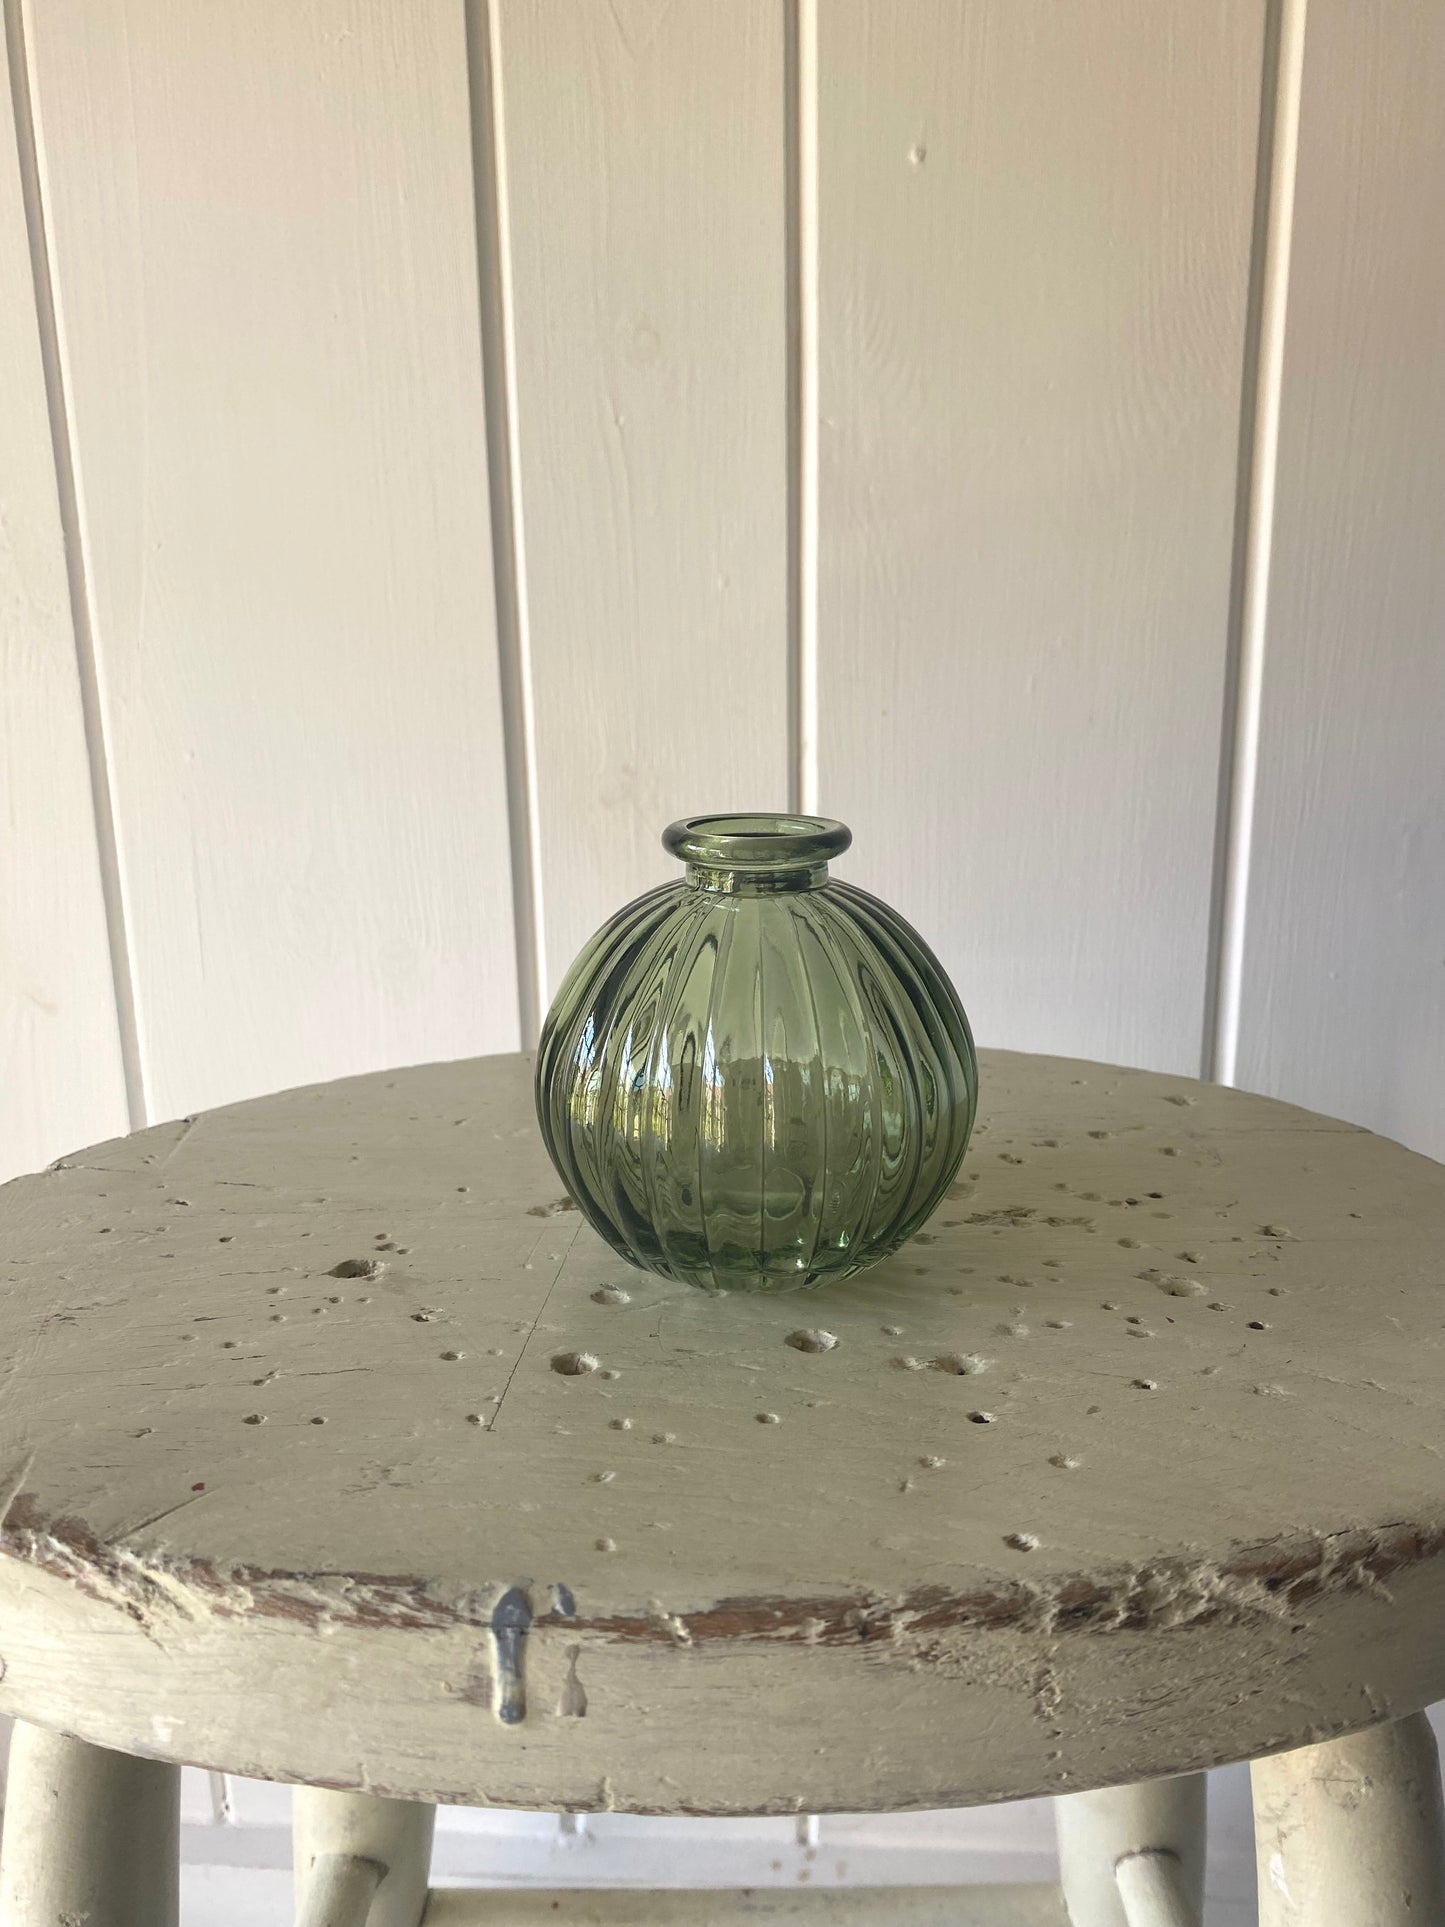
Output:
534,815,978,1293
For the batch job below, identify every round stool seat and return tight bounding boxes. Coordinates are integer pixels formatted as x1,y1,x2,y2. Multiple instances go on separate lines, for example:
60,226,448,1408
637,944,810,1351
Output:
1,1050,1443,1815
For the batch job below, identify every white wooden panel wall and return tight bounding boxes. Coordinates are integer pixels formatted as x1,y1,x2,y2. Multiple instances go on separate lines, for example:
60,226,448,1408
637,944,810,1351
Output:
0,12,129,1177
21,0,521,1128
6,0,1442,1173
814,0,1265,1076
1234,0,1445,1157
493,0,792,1007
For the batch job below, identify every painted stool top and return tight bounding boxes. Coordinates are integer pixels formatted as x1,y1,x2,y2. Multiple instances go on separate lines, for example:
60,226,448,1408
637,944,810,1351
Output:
1,1049,1441,1811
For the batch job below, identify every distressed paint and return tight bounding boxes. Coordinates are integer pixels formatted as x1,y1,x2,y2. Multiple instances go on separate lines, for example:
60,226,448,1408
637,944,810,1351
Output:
0,1052,1443,1813
490,1585,533,1726
1251,1713,1445,1925
293,1788,434,1927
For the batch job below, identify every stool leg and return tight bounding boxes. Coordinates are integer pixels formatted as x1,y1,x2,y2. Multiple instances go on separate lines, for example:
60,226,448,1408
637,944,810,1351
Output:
293,1786,435,1927
1056,1774,1206,1927
1252,1712,1445,1926
0,1721,179,1927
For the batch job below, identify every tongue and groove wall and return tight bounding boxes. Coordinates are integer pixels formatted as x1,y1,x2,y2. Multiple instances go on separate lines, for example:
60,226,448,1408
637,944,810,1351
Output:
5,0,1442,1186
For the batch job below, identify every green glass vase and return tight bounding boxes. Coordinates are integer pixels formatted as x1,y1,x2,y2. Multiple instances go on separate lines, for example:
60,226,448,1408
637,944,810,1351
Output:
534,815,978,1293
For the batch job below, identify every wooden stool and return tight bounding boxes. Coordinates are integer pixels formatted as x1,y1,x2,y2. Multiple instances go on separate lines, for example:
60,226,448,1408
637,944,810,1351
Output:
1,1049,1442,1926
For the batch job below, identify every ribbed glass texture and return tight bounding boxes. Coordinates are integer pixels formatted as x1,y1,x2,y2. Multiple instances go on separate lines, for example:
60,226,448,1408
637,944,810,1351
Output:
535,816,978,1293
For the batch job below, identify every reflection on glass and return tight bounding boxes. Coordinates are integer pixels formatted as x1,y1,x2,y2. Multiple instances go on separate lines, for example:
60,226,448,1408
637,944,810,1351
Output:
535,816,978,1294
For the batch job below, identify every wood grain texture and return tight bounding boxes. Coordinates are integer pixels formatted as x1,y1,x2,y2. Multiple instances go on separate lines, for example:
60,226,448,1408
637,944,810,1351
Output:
2,1051,1445,1811
22,0,521,1124
813,0,1265,1075
1235,1,1445,1160
0,15,128,1182
492,0,791,1005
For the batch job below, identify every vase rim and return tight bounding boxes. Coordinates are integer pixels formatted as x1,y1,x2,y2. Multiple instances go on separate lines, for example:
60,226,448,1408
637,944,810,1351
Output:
662,814,852,873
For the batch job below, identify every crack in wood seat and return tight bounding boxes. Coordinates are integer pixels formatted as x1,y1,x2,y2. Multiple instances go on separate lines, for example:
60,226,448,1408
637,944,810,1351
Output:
1,1048,1443,1816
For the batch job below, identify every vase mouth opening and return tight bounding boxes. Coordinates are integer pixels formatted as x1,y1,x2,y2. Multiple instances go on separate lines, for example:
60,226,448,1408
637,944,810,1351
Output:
663,814,850,889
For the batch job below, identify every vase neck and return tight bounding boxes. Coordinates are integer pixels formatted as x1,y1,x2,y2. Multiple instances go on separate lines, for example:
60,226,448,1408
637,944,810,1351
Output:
684,862,829,896
662,813,851,898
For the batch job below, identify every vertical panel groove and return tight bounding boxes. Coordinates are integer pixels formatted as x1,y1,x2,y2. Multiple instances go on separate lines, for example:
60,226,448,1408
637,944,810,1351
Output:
466,0,546,1037
785,0,819,817
1203,0,1309,1085
4,0,147,1129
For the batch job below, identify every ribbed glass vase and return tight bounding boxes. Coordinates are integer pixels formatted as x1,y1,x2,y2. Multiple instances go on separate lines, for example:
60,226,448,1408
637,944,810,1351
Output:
534,815,978,1293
